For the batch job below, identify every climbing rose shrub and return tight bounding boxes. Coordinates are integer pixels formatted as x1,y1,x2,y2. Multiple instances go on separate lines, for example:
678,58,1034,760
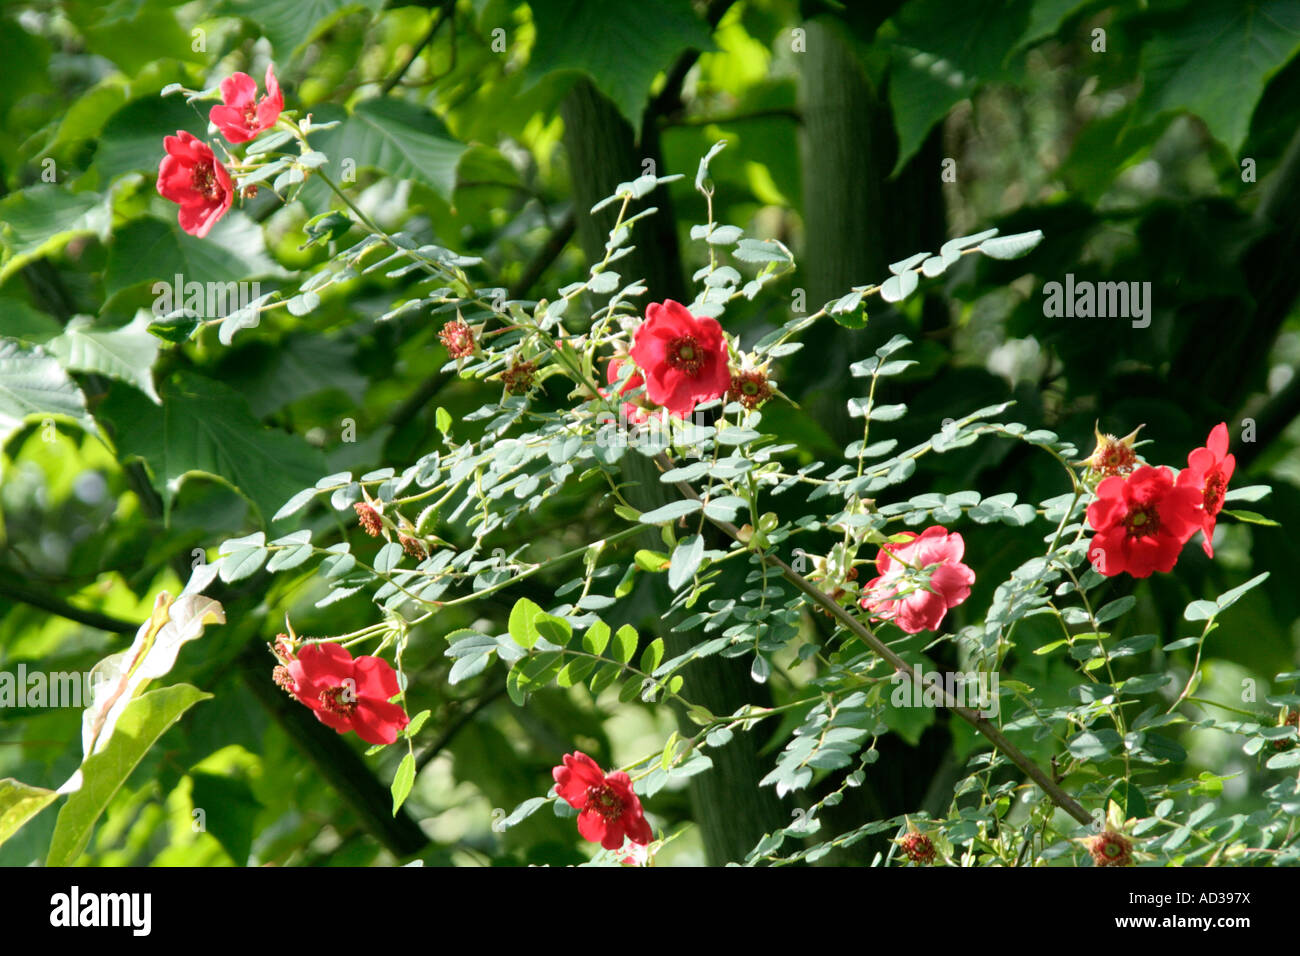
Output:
146,70,1291,868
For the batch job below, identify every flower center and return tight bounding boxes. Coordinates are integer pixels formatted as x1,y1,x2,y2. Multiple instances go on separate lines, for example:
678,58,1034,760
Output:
584,783,624,821
1103,840,1124,858
318,685,357,717
190,161,223,201
1125,507,1159,536
1204,473,1226,514
244,105,259,126
667,335,704,377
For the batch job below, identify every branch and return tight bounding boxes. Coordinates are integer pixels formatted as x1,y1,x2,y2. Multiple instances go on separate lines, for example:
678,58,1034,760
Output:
652,452,1094,828
380,0,454,95
662,107,801,129
414,683,508,773
386,369,451,433
0,580,135,634
1234,367,1300,472
645,0,736,124
507,209,576,300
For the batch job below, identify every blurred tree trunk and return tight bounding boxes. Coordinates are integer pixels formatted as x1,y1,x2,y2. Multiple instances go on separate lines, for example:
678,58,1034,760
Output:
792,18,887,447
794,16,954,863
561,77,788,865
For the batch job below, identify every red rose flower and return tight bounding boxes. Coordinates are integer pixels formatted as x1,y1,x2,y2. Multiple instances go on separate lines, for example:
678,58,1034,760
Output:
552,751,653,850
156,131,234,238
1086,465,1202,577
287,643,409,745
628,300,730,418
599,357,650,425
209,64,284,144
1175,422,1235,558
859,525,975,633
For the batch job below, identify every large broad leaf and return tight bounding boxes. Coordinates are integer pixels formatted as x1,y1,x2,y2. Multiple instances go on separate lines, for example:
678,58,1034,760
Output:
99,370,327,525
45,80,130,160
1015,0,1096,51
189,772,262,865
887,0,1032,173
0,298,62,344
0,338,96,448
62,0,203,74
217,334,367,417
93,95,207,185
0,185,111,282
105,212,284,300
215,0,385,59
0,16,50,124
526,0,715,127
0,779,58,848
46,311,161,404
1138,0,1300,155
63,580,223,796
47,683,212,866
308,99,467,200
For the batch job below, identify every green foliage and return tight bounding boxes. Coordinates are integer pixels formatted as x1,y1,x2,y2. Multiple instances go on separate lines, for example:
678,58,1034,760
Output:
0,186,110,282
1138,0,1300,154
47,683,212,866
0,779,57,848
526,0,714,127
308,100,468,201
101,371,326,525
3,0,1300,871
